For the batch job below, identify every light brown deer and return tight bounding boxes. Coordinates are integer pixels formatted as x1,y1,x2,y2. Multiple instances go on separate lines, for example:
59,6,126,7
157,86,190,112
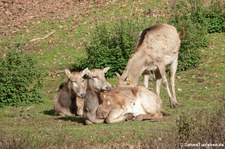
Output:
117,24,185,108
54,68,88,116
97,86,163,123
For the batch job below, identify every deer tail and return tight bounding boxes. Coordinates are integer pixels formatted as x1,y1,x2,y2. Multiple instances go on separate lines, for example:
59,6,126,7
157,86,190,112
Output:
179,27,185,40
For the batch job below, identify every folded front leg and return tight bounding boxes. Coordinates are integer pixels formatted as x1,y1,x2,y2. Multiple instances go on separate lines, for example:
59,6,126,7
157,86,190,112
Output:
105,108,126,124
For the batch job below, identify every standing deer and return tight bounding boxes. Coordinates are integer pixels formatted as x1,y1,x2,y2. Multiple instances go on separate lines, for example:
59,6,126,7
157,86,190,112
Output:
54,68,88,116
83,67,111,124
117,24,185,108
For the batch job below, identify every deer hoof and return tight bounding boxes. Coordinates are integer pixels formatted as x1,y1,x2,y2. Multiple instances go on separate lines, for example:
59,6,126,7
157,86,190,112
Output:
84,119,93,125
125,113,134,121
170,102,179,109
133,115,143,121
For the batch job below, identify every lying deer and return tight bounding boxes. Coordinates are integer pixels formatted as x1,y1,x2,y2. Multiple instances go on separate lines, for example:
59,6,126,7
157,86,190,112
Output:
117,24,185,108
83,67,163,124
54,68,88,116
97,86,163,123
83,67,111,124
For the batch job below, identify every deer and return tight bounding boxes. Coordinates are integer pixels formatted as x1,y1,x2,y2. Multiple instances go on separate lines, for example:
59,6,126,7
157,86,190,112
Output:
83,67,111,125
96,86,163,123
83,67,163,124
117,23,185,108
53,68,88,116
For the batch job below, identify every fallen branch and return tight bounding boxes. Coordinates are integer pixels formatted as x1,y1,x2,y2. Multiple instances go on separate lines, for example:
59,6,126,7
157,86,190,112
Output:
30,30,56,42
49,70,65,78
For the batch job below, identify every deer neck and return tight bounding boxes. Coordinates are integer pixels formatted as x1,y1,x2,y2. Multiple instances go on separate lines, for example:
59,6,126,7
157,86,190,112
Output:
86,80,101,98
85,80,101,109
123,51,146,86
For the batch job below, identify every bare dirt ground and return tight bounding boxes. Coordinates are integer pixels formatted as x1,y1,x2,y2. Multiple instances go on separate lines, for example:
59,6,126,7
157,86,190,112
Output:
1,0,217,36
0,0,108,36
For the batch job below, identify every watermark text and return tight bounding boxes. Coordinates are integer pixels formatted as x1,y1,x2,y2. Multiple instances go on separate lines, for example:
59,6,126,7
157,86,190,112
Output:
184,143,224,147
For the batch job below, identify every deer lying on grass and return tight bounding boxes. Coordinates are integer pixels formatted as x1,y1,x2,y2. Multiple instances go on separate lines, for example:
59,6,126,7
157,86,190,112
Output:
117,24,185,108
54,68,88,116
83,67,163,124
97,86,163,123
83,67,111,124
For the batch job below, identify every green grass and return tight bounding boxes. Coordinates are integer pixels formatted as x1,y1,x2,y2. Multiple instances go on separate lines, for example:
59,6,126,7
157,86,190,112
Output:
0,33,224,148
0,0,225,148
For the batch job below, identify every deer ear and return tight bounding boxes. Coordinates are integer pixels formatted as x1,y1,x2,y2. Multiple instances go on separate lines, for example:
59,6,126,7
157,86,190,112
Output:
65,69,71,78
85,69,93,79
80,68,89,77
102,67,110,73
115,72,121,78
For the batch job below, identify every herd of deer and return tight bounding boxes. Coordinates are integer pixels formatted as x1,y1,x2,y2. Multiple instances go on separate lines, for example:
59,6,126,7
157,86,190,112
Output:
54,23,185,124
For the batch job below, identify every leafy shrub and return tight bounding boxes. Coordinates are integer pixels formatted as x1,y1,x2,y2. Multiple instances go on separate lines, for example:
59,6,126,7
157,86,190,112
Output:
72,20,148,77
205,1,225,33
0,50,44,107
170,0,224,70
169,0,208,71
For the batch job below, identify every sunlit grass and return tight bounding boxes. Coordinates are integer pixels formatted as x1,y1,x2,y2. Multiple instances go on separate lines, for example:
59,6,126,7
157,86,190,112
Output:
0,0,224,148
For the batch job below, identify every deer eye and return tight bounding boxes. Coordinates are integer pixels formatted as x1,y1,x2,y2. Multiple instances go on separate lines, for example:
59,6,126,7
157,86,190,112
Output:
92,75,98,79
71,80,76,83
71,80,78,87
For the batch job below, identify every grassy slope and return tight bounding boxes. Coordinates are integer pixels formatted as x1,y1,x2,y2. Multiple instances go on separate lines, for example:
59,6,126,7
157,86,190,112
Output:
0,0,225,148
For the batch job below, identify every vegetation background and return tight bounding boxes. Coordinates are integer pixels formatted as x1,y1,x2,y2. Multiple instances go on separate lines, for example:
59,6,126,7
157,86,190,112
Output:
0,0,224,148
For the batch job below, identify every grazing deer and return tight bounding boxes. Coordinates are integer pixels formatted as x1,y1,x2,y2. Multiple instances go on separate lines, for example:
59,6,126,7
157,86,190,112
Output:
54,68,88,116
97,86,163,123
83,67,111,124
117,24,185,108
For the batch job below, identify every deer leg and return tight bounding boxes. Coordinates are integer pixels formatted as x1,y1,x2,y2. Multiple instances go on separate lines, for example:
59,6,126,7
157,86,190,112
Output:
156,79,162,97
157,64,177,108
133,112,163,121
106,108,126,123
85,119,93,125
143,74,149,88
154,69,162,97
170,58,179,107
92,115,105,124
84,113,104,125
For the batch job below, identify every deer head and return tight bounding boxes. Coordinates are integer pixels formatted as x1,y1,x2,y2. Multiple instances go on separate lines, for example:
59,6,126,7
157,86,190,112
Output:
65,68,88,98
86,67,111,92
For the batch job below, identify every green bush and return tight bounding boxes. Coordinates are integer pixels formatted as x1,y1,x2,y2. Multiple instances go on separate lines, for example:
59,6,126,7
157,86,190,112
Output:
205,1,225,33
72,20,148,77
170,0,224,70
0,50,44,107
169,0,208,71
